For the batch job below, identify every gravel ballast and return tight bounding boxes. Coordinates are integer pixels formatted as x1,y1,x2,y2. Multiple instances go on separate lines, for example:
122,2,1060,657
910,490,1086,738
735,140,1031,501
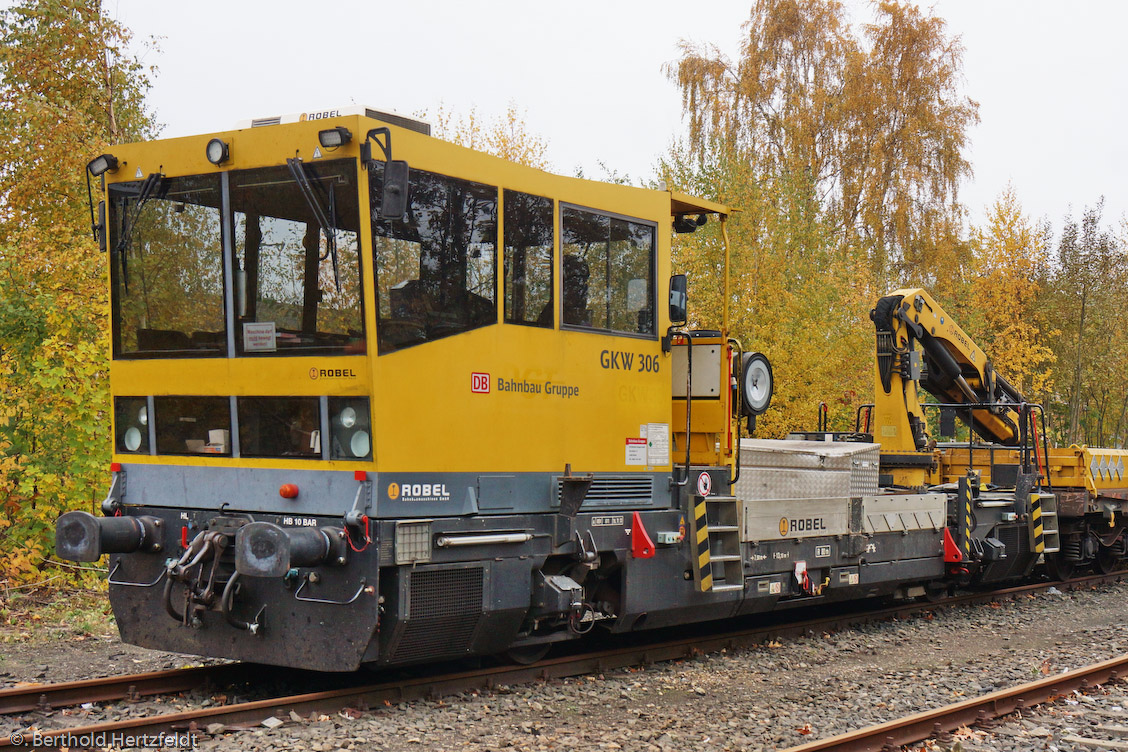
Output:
5,581,1128,751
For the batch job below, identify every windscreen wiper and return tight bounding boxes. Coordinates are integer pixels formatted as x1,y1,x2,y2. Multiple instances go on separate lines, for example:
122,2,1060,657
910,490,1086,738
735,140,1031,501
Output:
114,173,163,294
285,158,341,293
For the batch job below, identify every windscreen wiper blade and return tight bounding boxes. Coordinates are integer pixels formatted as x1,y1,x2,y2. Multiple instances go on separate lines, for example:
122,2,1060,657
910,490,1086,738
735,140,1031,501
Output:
114,172,163,294
285,158,341,293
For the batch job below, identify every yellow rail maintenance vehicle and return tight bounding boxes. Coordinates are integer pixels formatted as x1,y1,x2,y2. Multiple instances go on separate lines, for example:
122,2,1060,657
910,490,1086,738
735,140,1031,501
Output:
57,107,958,672
867,288,1128,580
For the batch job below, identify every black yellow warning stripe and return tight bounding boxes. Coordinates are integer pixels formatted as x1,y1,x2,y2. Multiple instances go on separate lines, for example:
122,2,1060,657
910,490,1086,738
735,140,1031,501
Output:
689,495,712,592
1030,492,1045,554
958,476,973,558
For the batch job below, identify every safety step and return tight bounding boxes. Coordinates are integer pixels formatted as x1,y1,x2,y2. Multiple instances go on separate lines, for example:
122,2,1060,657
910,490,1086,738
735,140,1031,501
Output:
688,493,745,593
710,583,744,593
1031,493,1060,554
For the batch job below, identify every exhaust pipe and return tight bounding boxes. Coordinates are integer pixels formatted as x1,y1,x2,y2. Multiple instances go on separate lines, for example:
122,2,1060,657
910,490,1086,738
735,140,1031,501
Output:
56,511,162,562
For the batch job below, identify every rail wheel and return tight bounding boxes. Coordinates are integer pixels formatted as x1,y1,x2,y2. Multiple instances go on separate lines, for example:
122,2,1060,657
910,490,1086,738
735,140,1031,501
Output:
924,581,951,603
1094,546,1123,574
502,644,551,665
1044,552,1076,581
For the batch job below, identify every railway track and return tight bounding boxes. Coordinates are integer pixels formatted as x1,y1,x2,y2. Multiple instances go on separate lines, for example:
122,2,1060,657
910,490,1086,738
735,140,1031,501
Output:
2,572,1122,748
779,653,1128,752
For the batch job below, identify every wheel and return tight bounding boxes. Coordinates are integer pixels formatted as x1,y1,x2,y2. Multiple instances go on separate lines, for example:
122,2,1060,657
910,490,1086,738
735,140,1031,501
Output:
501,644,551,665
1045,553,1076,581
924,582,951,603
1094,546,1123,574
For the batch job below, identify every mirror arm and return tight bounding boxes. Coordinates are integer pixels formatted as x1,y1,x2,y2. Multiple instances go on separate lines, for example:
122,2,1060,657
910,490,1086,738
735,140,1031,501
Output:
86,172,101,244
361,127,393,166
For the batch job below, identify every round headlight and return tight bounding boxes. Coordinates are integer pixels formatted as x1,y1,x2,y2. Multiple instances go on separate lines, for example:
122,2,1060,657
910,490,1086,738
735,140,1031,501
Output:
339,406,357,429
124,427,143,452
350,430,370,458
138,405,148,426
741,352,774,415
206,138,229,165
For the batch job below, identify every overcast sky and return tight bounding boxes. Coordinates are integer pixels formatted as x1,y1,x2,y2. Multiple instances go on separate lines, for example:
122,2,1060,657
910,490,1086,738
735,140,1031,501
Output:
97,0,1126,232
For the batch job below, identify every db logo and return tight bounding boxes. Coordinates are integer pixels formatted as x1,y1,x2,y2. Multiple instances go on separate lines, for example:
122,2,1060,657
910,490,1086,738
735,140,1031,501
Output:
388,483,400,500
779,517,789,536
308,367,319,380
471,372,490,394
696,472,712,497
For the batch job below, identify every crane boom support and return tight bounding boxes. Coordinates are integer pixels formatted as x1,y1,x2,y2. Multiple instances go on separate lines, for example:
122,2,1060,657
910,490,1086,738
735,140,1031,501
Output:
871,289,1025,459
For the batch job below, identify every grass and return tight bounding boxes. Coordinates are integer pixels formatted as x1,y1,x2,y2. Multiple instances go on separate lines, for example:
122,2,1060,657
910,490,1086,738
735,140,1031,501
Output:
0,587,116,643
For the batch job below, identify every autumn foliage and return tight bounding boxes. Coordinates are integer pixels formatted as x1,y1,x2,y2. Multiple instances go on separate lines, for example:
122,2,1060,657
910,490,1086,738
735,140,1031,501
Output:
663,0,1125,443
0,0,154,584
0,0,1126,589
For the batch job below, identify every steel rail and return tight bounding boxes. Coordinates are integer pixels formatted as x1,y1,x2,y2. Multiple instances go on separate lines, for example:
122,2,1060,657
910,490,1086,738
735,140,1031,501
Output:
0,663,251,715
2,571,1122,747
779,654,1128,752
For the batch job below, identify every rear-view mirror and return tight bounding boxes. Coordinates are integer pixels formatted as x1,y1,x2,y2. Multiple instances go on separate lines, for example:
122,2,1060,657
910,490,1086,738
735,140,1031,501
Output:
669,274,687,325
381,160,410,220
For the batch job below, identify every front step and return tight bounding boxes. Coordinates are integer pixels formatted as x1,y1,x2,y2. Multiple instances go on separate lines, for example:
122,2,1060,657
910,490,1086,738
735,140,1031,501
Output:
1032,492,1060,554
688,494,744,592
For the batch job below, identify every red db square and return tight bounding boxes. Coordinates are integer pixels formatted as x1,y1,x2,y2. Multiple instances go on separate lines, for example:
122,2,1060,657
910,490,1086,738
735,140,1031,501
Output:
471,372,490,394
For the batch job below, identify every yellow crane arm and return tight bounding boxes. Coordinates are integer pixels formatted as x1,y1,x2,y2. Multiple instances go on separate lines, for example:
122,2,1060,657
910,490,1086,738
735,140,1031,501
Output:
871,288,1025,452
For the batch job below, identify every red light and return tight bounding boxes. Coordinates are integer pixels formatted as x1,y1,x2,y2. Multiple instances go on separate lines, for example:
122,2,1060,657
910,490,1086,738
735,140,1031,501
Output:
110,462,122,473
279,483,299,499
354,470,367,482
181,526,189,548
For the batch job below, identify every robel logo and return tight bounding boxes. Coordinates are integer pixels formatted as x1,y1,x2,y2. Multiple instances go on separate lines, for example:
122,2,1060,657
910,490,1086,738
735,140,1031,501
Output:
299,110,340,122
780,517,828,535
390,482,452,502
309,368,357,380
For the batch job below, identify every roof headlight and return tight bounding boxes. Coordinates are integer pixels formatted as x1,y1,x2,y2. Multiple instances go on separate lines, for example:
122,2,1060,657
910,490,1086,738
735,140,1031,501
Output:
206,138,230,165
87,153,119,177
318,127,352,149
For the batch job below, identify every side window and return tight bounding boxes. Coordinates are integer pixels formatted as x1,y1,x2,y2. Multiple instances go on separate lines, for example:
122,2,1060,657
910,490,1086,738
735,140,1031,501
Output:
110,174,225,358
561,206,655,336
370,165,498,353
503,190,554,328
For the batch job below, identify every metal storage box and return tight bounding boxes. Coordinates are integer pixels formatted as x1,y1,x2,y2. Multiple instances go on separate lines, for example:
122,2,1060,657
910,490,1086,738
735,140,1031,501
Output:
736,438,880,501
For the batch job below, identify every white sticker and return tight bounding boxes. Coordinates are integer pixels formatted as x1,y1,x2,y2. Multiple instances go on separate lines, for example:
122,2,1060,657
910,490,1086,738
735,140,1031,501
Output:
313,146,323,159
697,472,712,497
625,438,647,466
592,515,624,527
646,423,670,466
135,167,143,178
243,321,277,352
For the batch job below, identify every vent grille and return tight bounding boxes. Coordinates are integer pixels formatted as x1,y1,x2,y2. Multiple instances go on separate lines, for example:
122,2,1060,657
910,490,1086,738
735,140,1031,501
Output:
555,476,654,508
251,116,282,127
392,566,483,663
407,567,482,619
